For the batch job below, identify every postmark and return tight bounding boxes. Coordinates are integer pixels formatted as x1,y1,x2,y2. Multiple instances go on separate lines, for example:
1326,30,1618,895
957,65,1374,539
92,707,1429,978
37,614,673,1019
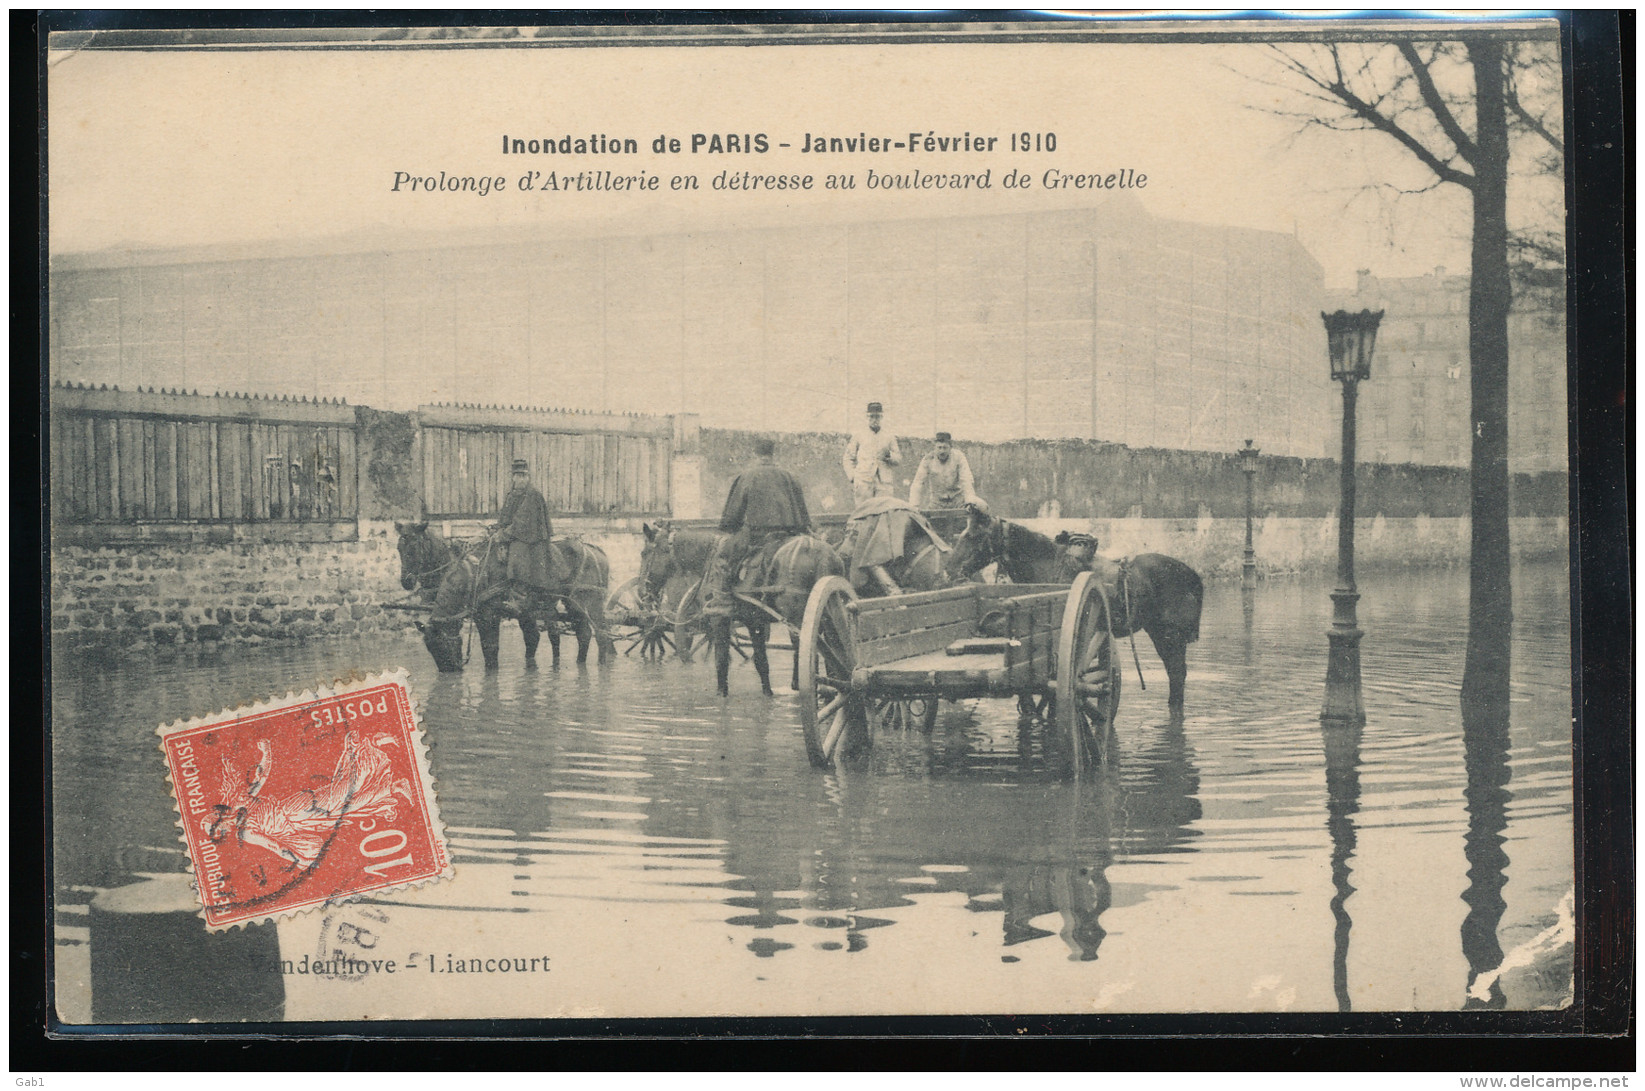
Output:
157,669,452,931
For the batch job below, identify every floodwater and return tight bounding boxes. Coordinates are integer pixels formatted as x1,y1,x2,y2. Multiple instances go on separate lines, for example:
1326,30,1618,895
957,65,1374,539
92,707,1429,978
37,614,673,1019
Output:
52,563,1574,1019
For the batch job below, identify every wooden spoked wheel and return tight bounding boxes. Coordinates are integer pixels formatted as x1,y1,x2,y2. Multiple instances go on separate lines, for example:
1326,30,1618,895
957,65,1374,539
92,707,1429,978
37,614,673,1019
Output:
607,578,668,658
667,576,711,661
606,576,647,623
1057,571,1123,770
798,576,868,768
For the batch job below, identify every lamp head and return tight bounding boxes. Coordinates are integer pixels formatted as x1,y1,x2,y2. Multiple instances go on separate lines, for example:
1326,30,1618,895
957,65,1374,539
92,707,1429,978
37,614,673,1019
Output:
1322,309,1384,381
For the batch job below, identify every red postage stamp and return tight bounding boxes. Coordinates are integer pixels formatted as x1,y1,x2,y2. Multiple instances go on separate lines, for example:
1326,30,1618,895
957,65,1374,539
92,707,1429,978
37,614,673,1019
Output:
157,669,452,931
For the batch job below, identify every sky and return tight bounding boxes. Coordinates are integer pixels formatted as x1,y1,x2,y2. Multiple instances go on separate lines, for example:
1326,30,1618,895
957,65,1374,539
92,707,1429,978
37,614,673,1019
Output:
46,30,1562,290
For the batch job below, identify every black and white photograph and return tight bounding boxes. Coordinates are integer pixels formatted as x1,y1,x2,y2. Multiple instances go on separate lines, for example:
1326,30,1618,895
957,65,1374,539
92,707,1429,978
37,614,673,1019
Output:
39,14,1608,1028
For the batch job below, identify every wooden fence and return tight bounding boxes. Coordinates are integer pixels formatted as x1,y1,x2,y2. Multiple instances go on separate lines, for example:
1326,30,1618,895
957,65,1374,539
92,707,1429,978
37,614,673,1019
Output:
50,385,358,524
48,388,684,529
417,404,674,519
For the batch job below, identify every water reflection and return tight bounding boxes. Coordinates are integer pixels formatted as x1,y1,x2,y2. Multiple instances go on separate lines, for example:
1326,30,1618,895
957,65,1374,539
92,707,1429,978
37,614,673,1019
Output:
50,564,1575,1013
1241,584,1256,661
1321,719,1362,1012
1461,695,1512,1009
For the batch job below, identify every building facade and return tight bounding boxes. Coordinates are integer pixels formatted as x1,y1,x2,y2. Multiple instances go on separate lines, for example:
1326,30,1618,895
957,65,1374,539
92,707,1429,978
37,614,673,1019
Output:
1328,268,1568,474
50,199,1333,458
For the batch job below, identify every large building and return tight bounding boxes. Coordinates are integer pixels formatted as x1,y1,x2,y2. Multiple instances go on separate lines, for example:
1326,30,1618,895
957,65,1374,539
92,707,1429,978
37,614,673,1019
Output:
1328,268,1568,474
49,198,1333,458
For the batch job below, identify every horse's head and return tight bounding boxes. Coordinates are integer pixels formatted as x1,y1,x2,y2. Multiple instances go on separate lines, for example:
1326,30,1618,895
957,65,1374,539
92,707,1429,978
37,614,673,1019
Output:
394,522,437,591
1053,531,1100,580
638,522,678,604
416,618,466,673
944,505,1005,584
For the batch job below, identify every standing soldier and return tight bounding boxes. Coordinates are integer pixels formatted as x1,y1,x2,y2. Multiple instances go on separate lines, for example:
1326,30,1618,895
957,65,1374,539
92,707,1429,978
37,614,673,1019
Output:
842,401,902,507
495,458,555,615
706,438,812,614
908,431,981,510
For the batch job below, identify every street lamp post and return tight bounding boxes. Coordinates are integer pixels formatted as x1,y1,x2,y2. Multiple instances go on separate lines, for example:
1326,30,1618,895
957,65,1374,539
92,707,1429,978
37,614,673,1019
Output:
1320,309,1384,725
1239,438,1260,588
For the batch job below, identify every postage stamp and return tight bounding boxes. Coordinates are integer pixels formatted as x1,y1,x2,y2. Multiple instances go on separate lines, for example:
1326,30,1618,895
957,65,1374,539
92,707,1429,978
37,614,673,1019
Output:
156,669,451,931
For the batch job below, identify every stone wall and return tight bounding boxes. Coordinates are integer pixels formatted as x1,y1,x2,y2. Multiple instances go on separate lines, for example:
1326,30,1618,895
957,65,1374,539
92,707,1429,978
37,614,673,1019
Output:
50,521,414,653
48,413,1572,655
700,427,1568,522
1013,515,1568,579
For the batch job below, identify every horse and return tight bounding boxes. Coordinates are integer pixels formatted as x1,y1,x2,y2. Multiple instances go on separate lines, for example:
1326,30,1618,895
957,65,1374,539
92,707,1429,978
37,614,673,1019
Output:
395,522,617,672
638,523,844,697
943,509,1204,716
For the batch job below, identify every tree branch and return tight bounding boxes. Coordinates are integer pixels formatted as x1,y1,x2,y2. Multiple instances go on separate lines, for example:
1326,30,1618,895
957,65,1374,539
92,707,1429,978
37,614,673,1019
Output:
1395,41,1478,166
1503,75,1564,158
1261,42,1477,191
1325,72,1476,188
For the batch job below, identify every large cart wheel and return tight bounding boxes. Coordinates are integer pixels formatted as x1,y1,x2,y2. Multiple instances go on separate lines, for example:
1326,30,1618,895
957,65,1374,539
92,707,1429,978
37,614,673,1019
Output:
1057,570,1123,770
664,576,709,662
606,576,648,623
606,578,663,658
798,576,869,768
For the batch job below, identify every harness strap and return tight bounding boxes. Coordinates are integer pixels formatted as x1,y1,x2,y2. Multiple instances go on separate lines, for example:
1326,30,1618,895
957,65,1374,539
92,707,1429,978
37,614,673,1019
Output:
1121,561,1146,691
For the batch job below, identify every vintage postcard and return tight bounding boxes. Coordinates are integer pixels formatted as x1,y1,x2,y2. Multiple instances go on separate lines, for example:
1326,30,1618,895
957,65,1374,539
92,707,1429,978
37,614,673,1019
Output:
46,15,1587,1026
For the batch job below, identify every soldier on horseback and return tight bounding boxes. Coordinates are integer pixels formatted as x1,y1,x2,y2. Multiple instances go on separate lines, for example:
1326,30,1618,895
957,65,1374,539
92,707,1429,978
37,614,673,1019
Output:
495,458,556,616
705,437,811,616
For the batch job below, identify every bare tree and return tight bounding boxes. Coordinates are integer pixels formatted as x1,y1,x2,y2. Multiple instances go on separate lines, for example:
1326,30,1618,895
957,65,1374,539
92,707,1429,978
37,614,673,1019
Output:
1256,33,1564,716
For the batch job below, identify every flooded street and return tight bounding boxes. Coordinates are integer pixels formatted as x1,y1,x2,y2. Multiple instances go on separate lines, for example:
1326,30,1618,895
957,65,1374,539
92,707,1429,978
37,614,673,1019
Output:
52,563,1573,1018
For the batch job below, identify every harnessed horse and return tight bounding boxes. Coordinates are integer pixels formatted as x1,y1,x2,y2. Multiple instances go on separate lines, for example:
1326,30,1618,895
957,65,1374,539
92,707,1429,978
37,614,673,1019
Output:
943,510,1204,717
639,523,845,697
395,522,616,672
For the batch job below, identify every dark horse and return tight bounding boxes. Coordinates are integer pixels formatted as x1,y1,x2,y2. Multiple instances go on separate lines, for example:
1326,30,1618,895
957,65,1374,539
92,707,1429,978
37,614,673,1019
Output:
943,509,1204,716
395,522,617,672
638,524,844,697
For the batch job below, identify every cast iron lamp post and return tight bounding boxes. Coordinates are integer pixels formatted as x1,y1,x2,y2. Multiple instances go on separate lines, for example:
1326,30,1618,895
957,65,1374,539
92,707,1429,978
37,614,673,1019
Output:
1320,309,1384,725
1239,438,1260,588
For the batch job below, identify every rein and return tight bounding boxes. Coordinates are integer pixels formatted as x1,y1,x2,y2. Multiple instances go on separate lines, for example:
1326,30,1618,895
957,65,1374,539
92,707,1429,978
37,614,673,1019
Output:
1118,559,1146,691
463,537,498,666
407,536,465,592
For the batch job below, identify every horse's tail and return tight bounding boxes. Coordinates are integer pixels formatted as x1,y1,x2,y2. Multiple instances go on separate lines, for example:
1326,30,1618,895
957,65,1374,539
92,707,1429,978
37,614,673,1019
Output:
1186,567,1204,643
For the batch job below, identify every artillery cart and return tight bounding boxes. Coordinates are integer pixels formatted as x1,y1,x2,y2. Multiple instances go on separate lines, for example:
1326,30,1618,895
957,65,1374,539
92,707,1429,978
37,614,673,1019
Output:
796,571,1122,772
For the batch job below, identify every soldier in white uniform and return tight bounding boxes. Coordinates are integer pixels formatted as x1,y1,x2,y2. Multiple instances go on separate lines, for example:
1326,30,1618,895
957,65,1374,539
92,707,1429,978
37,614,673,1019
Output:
909,431,981,510
842,401,902,507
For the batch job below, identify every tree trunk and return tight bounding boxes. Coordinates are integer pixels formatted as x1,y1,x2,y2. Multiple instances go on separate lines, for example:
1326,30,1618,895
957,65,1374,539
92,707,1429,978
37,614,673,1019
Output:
1462,39,1514,718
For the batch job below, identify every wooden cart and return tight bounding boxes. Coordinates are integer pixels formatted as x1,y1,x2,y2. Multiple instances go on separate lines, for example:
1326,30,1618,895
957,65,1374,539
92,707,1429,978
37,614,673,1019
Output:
796,571,1122,772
